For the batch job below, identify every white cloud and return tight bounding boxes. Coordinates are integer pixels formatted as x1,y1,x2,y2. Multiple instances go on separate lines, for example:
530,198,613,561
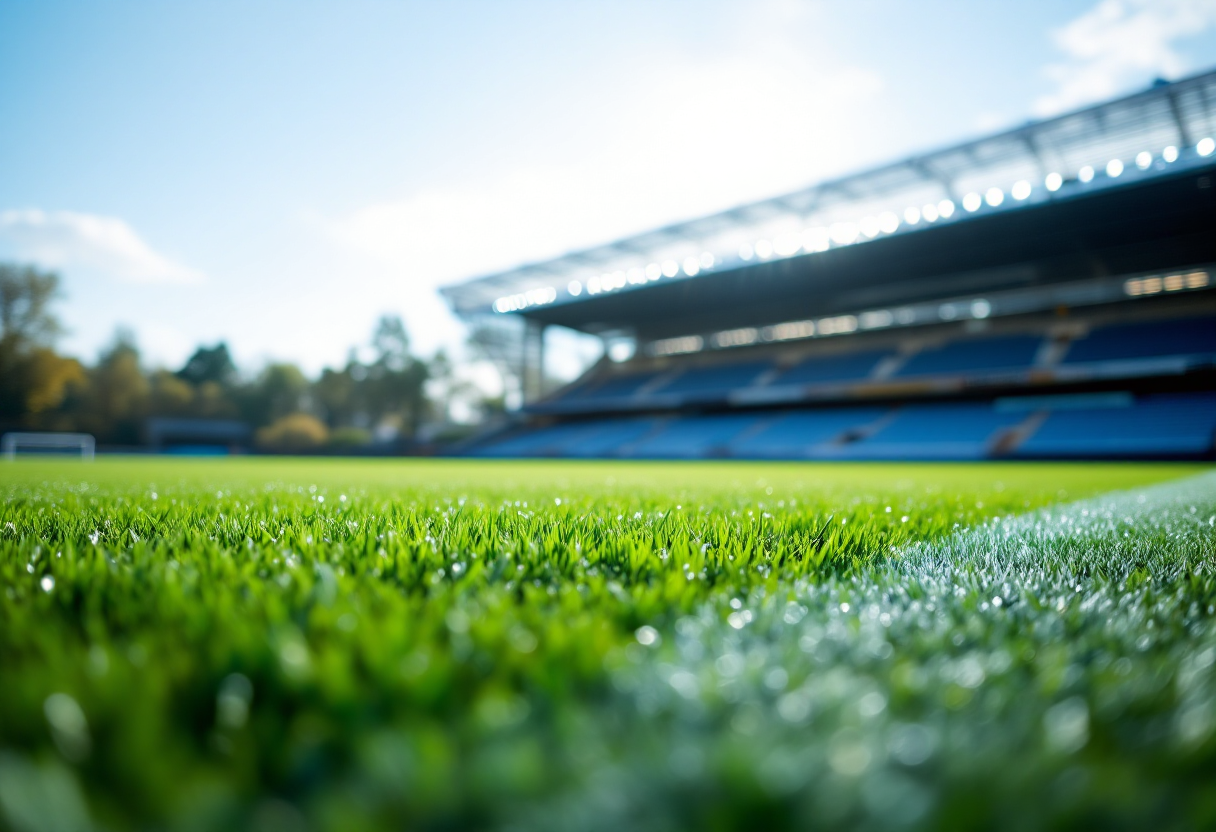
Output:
1034,0,1216,116
324,20,886,298
0,209,204,284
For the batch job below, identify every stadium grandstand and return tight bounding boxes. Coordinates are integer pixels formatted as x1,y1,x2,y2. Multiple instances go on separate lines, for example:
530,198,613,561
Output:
442,70,1216,460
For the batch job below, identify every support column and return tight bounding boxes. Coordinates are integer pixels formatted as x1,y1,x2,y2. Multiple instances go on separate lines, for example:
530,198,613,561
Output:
521,320,546,404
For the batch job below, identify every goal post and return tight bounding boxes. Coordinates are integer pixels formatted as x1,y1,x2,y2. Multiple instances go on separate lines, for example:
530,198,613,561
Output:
1,432,96,461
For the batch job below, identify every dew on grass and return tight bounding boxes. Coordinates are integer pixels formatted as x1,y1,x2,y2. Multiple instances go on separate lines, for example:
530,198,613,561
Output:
44,693,90,761
279,642,310,677
636,626,660,647
217,673,254,729
889,723,937,766
1044,697,1089,753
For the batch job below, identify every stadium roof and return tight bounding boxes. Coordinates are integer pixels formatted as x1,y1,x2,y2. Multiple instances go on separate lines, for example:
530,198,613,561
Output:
441,69,1216,321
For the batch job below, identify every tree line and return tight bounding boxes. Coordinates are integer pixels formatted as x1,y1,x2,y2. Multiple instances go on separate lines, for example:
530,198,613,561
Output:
0,263,495,451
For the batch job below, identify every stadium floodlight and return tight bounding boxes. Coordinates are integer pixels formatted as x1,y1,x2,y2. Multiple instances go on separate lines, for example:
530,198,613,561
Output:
817,314,857,335
493,290,547,312
802,227,831,252
1045,172,1063,191
1163,145,1179,162
607,341,635,362
650,334,703,356
1011,180,1032,200
878,211,900,233
1135,151,1152,169
754,240,774,259
587,276,601,294
645,262,662,280
567,281,582,296
662,260,680,277
528,286,557,305
859,309,894,329
962,193,982,212
1199,137,1216,157
762,319,816,341
937,199,955,218
985,187,1004,207
682,257,701,276
970,299,992,319
1106,159,1124,177
2,432,95,460
774,234,802,256
627,267,646,285
922,203,939,222
738,243,754,260
860,216,880,238
829,222,859,245
903,206,920,225
1079,165,1094,182
699,252,715,269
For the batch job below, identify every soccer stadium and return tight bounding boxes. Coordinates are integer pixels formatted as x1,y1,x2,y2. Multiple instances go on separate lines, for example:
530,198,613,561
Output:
445,70,1216,461
3,35,1216,832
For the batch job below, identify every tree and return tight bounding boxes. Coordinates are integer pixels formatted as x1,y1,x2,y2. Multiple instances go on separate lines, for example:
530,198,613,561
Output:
256,412,328,451
0,263,62,347
23,349,85,418
148,370,195,416
314,364,359,428
80,329,150,444
0,264,81,425
372,315,410,371
239,363,309,428
364,315,429,438
177,343,237,387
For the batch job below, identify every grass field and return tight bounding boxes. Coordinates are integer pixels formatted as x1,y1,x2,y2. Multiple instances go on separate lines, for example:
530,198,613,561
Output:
2,459,1214,832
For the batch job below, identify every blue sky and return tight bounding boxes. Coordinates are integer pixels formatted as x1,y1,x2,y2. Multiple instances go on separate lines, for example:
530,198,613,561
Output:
2,0,1214,382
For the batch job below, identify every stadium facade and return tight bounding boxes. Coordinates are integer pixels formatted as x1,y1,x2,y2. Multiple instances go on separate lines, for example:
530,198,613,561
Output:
442,70,1216,460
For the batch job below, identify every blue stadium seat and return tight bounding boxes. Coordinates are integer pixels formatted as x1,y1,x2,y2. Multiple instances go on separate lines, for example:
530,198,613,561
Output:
895,335,1042,377
478,421,599,457
655,361,771,399
623,413,765,458
1014,392,1216,457
482,418,663,458
770,350,888,386
566,371,663,401
1062,316,1216,364
563,418,662,457
839,402,1025,459
730,408,888,458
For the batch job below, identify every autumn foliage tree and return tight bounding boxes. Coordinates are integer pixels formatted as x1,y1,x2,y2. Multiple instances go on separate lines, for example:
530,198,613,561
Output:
0,264,84,430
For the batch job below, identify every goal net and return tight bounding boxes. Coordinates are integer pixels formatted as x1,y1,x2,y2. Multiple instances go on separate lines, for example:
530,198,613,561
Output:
1,432,96,460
